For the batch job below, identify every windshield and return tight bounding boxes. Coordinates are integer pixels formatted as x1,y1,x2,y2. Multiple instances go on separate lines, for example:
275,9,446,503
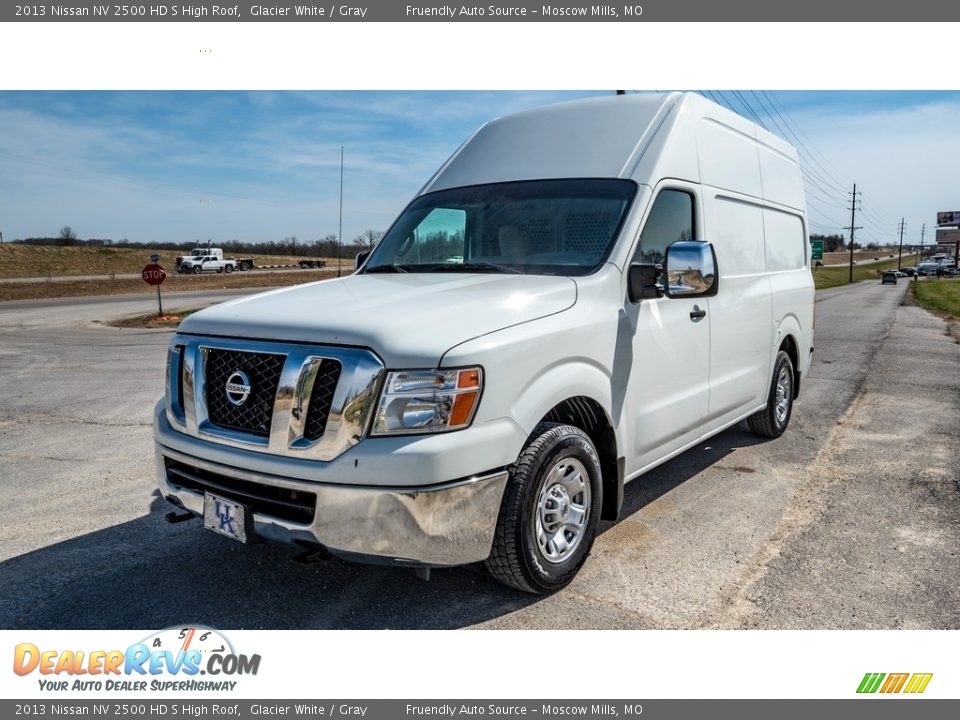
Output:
363,179,636,276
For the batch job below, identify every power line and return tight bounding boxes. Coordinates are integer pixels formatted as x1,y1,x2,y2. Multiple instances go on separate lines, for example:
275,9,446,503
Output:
763,91,897,229
844,184,863,283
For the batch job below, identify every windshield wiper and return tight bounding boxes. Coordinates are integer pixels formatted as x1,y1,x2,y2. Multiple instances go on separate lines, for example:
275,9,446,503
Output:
430,261,523,275
364,264,409,273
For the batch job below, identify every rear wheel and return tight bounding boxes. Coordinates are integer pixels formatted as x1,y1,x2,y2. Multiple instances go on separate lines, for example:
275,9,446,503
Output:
486,422,602,594
224,264,234,274
747,350,795,438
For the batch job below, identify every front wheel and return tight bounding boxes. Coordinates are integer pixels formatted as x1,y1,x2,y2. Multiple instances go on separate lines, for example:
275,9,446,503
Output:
193,266,202,275
747,350,795,438
486,422,602,594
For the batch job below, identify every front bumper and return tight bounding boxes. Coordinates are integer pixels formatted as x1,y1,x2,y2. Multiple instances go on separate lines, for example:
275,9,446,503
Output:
156,444,509,567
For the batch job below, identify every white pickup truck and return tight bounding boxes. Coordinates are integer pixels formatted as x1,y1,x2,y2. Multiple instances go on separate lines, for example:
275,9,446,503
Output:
178,254,239,274
154,93,814,593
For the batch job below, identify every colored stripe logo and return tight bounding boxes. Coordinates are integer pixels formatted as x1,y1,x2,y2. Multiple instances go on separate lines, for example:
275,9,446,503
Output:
857,673,933,694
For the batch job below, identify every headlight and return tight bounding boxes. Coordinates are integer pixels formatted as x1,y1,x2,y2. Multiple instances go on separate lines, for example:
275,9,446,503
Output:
371,367,482,436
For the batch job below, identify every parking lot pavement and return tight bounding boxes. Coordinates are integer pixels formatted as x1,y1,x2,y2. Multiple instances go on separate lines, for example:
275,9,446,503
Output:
0,280,956,629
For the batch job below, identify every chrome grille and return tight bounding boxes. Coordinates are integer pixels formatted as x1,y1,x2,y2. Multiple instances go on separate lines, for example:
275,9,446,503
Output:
166,337,383,462
204,349,285,438
303,361,342,441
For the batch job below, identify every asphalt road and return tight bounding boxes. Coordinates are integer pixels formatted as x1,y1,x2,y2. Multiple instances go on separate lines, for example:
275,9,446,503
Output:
0,266,336,285
0,280,957,629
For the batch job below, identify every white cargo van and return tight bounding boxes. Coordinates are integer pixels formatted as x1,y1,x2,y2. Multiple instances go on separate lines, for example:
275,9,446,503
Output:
154,93,814,593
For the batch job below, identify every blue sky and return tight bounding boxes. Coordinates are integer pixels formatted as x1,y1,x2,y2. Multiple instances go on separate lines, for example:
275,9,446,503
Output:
0,90,957,247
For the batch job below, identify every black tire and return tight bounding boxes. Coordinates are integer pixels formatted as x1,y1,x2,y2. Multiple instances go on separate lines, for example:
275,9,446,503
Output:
486,422,603,594
747,350,795,438
192,266,202,275
224,264,234,274
240,262,251,271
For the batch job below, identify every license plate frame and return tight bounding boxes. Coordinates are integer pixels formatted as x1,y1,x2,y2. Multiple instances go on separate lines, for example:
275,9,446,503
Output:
203,493,248,543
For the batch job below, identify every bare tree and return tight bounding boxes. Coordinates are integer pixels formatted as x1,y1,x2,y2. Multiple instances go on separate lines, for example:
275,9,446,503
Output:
353,229,384,250
59,226,78,245
314,234,337,256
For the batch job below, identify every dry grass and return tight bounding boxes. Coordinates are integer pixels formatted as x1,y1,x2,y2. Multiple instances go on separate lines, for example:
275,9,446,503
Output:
0,244,339,279
107,309,201,329
0,269,338,302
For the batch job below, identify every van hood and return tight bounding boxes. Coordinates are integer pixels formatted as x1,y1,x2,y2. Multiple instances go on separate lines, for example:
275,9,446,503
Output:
179,273,577,367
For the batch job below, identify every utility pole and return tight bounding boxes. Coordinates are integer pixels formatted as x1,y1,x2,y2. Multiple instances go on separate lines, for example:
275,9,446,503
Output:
919,223,925,264
845,183,862,284
337,145,344,278
897,218,905,270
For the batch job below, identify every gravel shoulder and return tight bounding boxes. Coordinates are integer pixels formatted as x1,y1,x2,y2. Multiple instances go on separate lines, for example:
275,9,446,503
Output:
729,301,960,628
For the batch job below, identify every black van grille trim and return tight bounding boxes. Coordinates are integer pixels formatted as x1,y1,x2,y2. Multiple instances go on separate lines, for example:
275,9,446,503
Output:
165,458,316,525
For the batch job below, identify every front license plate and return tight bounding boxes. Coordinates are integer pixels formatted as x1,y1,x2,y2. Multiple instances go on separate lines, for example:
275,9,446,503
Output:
203,494,248,543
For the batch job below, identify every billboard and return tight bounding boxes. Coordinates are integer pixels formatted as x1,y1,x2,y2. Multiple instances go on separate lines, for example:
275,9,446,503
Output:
937,211,960,225
936,228,960,244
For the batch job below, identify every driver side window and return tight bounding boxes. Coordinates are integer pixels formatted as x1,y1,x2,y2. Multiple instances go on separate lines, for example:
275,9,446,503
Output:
634,190,695,265
396,208,466,264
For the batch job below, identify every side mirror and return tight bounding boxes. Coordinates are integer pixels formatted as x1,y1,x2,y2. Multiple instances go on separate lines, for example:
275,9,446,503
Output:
355,250,371,270
664,241,718,298
628,263,663,303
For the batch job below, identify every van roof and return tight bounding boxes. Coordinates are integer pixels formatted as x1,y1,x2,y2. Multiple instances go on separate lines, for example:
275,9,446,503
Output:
421,92,804,211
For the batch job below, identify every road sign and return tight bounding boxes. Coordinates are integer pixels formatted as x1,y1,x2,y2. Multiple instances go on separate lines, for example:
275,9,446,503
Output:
142,263,166,317
141,264,166,286
811,240,824,261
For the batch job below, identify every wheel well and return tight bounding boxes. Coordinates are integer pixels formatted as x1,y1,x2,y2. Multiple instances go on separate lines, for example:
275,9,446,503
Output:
543,396,623,521
780,334,801,398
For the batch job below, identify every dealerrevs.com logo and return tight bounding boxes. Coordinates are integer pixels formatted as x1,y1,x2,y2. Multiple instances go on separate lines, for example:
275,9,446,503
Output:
857,673,933,694
13,627,261,692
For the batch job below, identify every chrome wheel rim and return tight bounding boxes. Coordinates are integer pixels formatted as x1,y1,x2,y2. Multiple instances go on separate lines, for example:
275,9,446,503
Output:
775,366,792,425
535,458,591,564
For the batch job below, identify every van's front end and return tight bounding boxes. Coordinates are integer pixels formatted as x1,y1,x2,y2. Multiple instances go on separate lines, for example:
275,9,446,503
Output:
154,332,515,568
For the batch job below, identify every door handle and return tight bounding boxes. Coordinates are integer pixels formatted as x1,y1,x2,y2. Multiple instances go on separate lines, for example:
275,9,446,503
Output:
689,305,706,322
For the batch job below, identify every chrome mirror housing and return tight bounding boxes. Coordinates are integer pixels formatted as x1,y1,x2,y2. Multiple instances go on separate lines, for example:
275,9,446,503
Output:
664,241,718,297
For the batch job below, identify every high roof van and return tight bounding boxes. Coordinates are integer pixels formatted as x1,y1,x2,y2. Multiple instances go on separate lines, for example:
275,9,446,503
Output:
155,92,814,593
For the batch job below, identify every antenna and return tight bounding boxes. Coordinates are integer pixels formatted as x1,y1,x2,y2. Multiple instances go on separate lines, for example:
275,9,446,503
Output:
337,145,344,278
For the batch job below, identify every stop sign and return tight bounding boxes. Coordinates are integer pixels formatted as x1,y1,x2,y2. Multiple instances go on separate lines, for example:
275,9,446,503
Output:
142,263,166,286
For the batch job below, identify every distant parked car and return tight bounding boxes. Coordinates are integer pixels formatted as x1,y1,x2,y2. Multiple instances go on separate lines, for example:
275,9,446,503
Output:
881,271,898,285
901,267,917,277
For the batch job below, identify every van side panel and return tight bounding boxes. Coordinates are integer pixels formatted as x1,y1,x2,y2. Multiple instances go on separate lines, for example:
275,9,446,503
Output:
757,141,805,211
703,192,773,421
763,207,807,272
763,207,815,376
697,118,763,200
